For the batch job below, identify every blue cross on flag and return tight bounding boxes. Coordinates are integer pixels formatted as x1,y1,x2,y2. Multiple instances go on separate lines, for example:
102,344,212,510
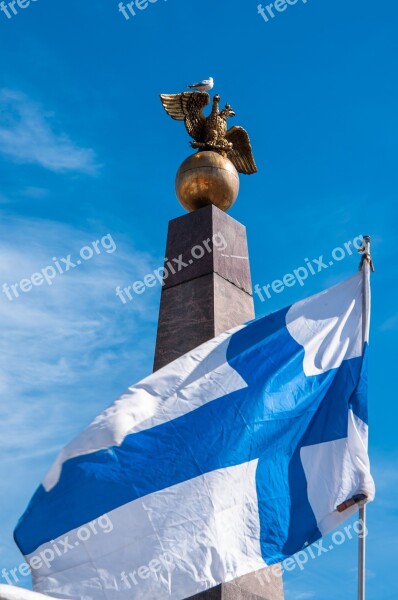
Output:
14,270,375,600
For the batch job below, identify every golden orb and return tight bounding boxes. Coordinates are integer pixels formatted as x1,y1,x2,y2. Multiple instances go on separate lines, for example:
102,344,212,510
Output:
175,151,240,212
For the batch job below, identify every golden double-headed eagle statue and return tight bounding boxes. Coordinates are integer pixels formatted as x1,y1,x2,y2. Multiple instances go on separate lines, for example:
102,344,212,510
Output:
160,92,257,175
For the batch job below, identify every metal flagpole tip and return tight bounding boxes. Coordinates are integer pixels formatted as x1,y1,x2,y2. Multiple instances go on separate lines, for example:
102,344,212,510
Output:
359,234,375,272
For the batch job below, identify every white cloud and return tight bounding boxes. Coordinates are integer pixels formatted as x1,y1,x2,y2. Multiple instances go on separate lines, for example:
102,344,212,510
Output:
0,214,164,577
0,215,161,463
0,89,99,174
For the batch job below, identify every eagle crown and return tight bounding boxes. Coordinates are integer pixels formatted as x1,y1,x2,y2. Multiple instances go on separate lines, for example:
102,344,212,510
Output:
219,104,236,120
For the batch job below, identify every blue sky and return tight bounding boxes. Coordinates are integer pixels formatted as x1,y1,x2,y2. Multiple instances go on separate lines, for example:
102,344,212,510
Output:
0,0,397,598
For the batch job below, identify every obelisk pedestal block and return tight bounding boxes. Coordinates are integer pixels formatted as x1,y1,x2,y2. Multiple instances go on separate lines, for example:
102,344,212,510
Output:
153,204,284,599
154,204,254,371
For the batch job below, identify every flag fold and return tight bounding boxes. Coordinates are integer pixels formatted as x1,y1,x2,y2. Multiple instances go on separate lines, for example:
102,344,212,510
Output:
14,272,375,600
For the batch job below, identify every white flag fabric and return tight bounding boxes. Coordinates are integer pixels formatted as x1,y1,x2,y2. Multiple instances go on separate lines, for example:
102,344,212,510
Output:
14,272,374,599
0,585,54,600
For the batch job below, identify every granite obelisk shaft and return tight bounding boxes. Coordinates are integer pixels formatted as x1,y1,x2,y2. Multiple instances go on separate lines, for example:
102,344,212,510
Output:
153,204,254,370
153,204,284,599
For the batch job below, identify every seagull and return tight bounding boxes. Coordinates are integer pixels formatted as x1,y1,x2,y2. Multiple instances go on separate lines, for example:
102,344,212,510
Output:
187,77,214,92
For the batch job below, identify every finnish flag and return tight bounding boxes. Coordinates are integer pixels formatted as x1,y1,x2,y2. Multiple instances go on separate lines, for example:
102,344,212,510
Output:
14,271,375,600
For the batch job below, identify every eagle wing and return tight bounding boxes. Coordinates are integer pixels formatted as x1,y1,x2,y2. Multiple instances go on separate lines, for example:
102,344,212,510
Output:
160,92,210,142
225,126,258,175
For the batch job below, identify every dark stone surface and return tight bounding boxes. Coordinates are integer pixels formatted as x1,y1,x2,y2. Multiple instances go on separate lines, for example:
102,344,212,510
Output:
161,205,252,295
153,273,255,371
213,273,254,337
153,205,255,371
187,567,284,600
188,586,222,600
212,206,253,295
154,273,216,370
153,206,284,599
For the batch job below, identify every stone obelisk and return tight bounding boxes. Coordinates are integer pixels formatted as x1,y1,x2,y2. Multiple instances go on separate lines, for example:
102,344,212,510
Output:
154,203,284,600
154,89,284,599
153,203,254,370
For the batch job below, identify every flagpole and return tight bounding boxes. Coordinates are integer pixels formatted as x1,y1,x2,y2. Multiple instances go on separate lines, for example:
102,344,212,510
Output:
358,235,374,600
358,501,366,600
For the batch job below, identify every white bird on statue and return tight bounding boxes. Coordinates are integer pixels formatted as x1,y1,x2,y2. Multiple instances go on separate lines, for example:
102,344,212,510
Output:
187,77,214,92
